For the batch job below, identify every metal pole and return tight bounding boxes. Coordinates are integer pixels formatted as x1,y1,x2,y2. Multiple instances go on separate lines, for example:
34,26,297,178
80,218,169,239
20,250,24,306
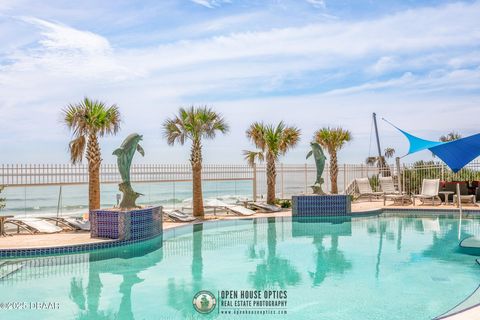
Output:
253,163,257,202
373,113,384,176
281,163,284,199
56,185,63,223
457,183,463,240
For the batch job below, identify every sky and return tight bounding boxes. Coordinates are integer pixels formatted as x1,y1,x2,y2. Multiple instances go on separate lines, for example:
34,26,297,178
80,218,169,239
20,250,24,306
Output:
0,0,479,165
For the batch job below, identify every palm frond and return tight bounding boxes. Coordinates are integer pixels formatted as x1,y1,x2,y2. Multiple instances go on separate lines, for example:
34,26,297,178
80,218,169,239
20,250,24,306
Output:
246,122,267,151
314,127,352,154
384,147,395,159
243,150,265,167
163,106,229,146
440,131,462,142
69,136,86,164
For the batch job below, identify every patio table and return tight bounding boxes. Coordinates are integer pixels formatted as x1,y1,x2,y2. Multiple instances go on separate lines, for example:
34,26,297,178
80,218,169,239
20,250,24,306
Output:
439,191,454,205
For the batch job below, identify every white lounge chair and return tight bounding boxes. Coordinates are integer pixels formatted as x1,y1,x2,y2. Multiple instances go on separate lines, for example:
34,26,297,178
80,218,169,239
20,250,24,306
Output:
250,202,281,212
6,217,62,234
413,179,441,206
64,217,91,231
204,199,256,216
164,210,197,222
355,178,383,201
43,217,90,231
379,176,410,205
225,205,255,216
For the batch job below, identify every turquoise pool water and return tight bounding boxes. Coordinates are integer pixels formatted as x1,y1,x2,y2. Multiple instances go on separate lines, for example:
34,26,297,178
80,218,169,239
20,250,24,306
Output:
1,214,480,320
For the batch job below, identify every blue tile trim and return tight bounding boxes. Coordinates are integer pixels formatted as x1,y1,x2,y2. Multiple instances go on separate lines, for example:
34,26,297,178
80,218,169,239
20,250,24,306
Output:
0,206,163,259
292,195,351,217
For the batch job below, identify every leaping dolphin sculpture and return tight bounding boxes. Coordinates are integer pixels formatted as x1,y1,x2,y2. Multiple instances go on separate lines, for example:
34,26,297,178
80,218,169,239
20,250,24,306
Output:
306,142,327,195
113,133,145,208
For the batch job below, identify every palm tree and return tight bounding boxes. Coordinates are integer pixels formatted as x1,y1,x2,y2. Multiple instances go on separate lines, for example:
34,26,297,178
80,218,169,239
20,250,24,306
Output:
62,98,121,211
433,132,462,158
244,122,301,204
314,127,352,194
440,131,462,142
366,147,395,176
163,106,229,217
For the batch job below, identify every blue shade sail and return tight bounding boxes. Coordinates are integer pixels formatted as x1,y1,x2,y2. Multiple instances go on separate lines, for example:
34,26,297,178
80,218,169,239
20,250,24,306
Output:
390,121,480,173
397,128,443,154
429,133,480,173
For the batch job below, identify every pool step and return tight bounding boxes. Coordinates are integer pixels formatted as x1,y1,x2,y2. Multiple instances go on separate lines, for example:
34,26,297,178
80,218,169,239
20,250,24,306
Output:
0,261,24,280
459,236,480,256
434,284,480,319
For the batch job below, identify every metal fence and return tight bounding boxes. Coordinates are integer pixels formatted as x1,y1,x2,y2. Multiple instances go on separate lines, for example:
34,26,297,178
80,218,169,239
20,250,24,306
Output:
1,161,480,205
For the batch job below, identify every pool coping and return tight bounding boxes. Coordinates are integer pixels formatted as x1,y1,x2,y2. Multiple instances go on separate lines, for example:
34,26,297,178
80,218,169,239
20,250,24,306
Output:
0,207,478,258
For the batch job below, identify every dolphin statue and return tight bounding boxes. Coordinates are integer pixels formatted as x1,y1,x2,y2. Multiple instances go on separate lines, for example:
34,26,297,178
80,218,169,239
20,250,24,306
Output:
113,133,144,184
113,133,145,208
306,142,327,194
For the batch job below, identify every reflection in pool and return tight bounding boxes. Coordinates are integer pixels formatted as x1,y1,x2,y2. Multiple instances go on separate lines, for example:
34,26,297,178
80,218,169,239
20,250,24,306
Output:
1,214,480,320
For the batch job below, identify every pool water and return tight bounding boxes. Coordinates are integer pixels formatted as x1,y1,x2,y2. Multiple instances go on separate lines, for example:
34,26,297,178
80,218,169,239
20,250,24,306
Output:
1,214,480,320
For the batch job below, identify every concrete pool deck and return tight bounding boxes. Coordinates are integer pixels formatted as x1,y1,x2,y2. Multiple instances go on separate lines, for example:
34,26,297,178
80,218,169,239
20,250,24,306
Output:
0,200,477,250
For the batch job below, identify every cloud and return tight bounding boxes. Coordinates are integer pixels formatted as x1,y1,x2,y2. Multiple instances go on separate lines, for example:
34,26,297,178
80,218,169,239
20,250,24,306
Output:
190,0,231,9
306,0,326,9
1,1,480,163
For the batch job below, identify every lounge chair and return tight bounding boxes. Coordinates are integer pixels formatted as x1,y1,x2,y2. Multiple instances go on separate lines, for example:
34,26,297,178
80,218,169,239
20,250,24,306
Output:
64,217,91,230
225,205,255,216
204,199,256,216
250,202,281,212
42,217,90,231
5,217,62,234
355,178,383,201
164,210,197,222
379,176,410,205
412,179,441,206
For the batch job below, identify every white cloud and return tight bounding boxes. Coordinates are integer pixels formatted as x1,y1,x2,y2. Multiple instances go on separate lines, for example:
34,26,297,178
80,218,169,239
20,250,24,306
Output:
190,0,231,9
1,2,480,163
306,0,326,9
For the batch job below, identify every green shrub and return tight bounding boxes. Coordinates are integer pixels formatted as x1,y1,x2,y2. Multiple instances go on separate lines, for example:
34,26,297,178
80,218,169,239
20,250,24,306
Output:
275,199,291,208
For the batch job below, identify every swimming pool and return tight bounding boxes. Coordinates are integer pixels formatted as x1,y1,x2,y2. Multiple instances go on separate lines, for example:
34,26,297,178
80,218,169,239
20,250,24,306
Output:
1,213,479,320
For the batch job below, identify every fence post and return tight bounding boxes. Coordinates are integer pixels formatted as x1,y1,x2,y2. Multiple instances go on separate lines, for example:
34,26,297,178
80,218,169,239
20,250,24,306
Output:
343,164,347,194
281,163,284,199
304,163,308,194
395,157,402,193
253,163,257,202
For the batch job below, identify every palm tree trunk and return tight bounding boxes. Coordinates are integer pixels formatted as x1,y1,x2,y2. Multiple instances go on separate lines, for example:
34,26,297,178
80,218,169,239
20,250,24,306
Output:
191,139,204,217
266,153,276,205
86,134,101,210
330,151,338,194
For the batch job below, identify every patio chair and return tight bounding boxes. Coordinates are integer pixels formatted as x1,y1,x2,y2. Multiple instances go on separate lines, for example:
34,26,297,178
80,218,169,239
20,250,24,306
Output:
43,217,90,231
250,202,282,212
412,179,441,206
204,199,256,216
5,217,63,234
163,210,197,222
355,178,383,201
379,176,410,205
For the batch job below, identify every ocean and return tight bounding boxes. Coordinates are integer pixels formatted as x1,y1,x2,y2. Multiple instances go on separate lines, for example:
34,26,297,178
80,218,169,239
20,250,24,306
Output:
0,180,254,217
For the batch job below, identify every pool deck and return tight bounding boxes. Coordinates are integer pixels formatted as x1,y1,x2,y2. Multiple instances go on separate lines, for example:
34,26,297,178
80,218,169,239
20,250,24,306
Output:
0,200,477,250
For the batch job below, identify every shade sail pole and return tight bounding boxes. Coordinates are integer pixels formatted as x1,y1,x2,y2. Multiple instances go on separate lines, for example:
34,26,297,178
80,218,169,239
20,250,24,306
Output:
373,113,385,176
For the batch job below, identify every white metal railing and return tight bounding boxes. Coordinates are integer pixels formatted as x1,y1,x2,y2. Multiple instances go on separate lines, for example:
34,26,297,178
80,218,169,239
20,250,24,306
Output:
1,161,480,201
